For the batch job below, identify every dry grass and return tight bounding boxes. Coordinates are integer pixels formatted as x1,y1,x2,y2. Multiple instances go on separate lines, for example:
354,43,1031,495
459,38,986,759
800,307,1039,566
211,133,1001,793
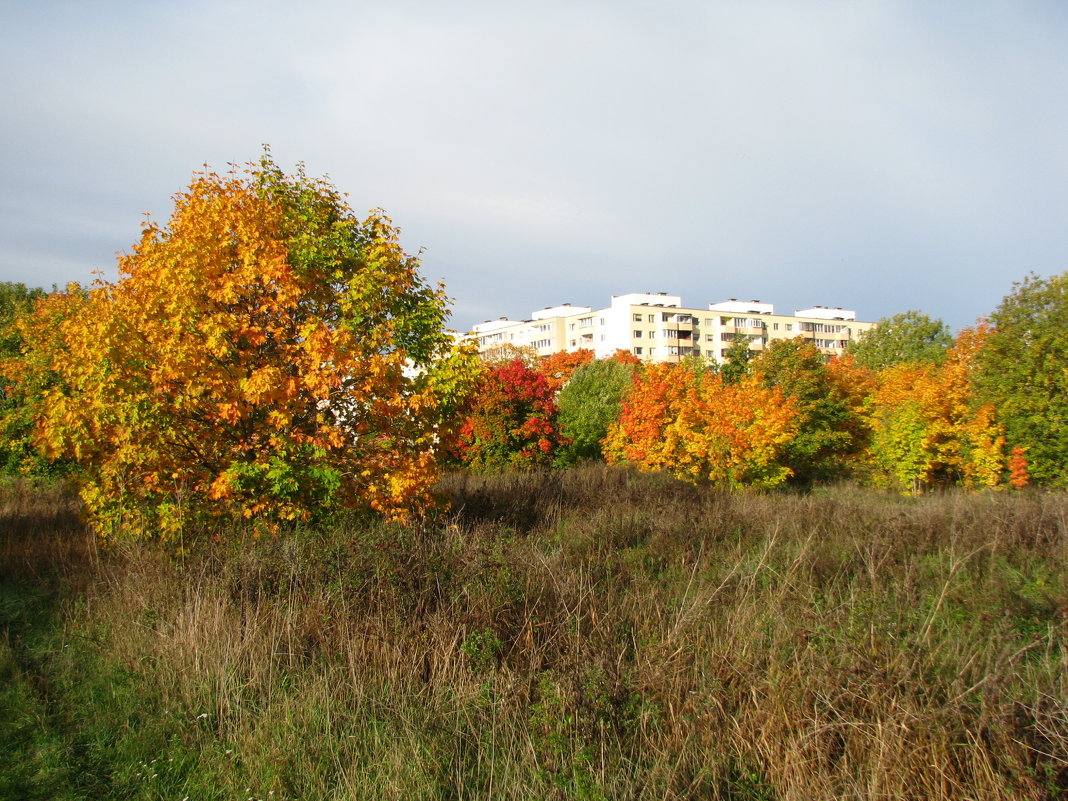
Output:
2,466,1066,799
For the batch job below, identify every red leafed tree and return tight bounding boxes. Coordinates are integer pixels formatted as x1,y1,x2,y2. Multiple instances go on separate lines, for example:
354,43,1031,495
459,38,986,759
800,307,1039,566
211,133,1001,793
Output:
454,359,564,470
1008,446,1030,489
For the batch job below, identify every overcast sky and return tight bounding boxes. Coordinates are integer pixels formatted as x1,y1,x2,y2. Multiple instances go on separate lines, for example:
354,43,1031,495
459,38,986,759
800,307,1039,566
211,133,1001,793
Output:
2,1,1067,331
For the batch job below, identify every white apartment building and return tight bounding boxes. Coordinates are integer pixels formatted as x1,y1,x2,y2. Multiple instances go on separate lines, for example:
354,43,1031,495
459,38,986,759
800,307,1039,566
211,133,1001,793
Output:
469,292,875,365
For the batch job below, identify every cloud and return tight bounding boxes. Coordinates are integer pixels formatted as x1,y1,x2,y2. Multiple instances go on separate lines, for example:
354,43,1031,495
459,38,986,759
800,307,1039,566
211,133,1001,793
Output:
2,1,1067,331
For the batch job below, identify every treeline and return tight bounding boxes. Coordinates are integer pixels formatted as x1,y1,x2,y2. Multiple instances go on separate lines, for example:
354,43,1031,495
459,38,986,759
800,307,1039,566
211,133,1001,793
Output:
0,150,1066,542
450,273,1068,493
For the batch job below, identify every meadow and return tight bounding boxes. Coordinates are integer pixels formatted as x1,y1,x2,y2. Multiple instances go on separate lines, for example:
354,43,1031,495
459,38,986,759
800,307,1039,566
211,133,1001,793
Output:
1,467,1066,800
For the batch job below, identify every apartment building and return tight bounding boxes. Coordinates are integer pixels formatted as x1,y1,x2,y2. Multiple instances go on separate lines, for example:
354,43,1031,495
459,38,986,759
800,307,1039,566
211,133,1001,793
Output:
469,292,875,364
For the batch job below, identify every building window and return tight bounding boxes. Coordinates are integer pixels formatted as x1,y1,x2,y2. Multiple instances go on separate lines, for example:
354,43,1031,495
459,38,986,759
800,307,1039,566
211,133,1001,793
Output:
633,330,643,338
705,318,714,327
648,314,655,323
786,324,793,331
633,313,642,322
600,318,605,326
633,346,643,355
648,330,655,338
773,322,779,330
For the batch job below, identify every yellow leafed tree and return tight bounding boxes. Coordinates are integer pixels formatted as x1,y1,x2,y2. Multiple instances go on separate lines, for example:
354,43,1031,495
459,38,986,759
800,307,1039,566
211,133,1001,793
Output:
603,363,799,488
7,154,480,538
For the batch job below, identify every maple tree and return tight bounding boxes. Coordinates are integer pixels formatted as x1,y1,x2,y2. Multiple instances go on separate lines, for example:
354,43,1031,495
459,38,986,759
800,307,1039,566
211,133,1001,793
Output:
603,363,798,488
453,358,563,471
0,282,62,474
865,327,1005,491
1008,447,1030,489
4,155,479,537
751,338,866,484
536,348,595,392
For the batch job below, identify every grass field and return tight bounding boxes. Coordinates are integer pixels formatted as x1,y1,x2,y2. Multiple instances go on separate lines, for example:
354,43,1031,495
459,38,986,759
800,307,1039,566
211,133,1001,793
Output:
1,467,1066,800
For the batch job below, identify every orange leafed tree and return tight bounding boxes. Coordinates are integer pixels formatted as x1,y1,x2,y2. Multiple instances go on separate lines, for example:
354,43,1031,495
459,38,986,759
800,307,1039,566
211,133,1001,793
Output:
603,363,798,488
8,154,479,538
865,325,1006,491
537,349,595,392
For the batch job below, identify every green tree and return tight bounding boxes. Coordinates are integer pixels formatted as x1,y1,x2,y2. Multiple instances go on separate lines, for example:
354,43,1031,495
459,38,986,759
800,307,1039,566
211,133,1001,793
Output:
752,338,861,484
719,337,755,384
555,358,637,464
847,310,953,370
973,272,1068,485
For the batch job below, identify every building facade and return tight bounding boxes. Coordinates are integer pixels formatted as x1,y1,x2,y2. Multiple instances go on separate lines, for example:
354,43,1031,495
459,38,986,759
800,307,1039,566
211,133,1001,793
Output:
469,292,875,364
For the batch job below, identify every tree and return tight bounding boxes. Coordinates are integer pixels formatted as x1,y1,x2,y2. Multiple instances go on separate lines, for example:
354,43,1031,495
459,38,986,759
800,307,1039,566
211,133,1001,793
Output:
751,338,864,484
719,337,755,384
453,359,563,471
865,327,1005,492
4,155,479,537
0,282,50,473
536,349,595,392
847,310,953,370
554,357,637,464
973,272,1068,485
603,363,798,488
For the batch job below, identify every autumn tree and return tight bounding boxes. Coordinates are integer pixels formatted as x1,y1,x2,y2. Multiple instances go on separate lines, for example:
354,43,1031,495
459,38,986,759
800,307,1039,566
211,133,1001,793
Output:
847,310,953,370
973,271,1068,485
554,357,637,464
537,348,595,392
4,155,479,537
750,338,864,484
865,327,1005,491
453,358,563,471
0,282,52,473
603,363,798,488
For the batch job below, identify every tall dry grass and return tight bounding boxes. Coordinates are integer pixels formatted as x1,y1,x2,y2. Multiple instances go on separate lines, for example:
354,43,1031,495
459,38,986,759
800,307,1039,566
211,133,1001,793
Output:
2,467,1066,799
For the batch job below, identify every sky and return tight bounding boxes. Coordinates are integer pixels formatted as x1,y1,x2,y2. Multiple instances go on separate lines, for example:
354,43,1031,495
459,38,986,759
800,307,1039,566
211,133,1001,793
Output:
2,1,1067,332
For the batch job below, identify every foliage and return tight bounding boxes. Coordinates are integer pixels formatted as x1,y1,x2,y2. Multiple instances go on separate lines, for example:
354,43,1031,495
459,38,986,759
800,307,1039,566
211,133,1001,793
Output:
603,362,798,488
536,348,595,392
453,358,563,471
865,327,1006,491
1008,446,1030,489
719,336,755,384
4,155,479,536
847,309,954,370
554,358,637,464
605,348,641,365
0,282,48,473
750,338,864,484
973,271,1068,486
